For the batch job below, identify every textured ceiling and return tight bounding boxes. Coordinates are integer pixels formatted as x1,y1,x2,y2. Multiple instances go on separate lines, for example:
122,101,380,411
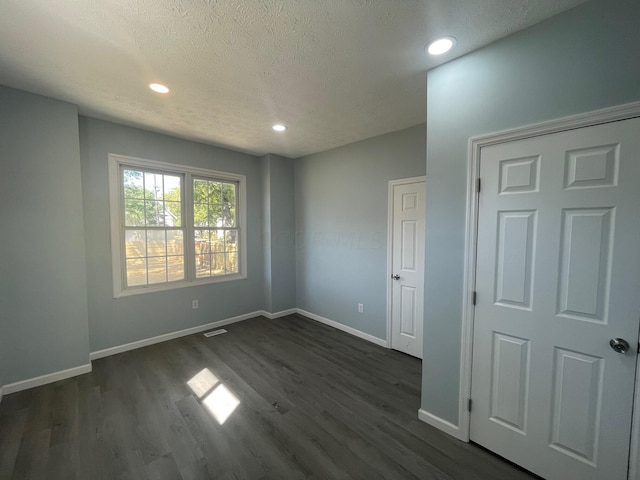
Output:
0,0,588,158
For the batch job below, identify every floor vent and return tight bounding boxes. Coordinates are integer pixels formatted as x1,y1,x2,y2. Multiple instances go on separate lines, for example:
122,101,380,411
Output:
203,329,227,338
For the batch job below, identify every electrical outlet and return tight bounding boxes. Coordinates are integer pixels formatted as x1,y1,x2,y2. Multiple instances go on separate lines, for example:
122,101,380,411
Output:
358,303,364,313
192,299,199,309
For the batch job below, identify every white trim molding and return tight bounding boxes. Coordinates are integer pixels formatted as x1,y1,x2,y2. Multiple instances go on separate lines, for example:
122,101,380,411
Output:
418,409,464,440
90,310,263,360
90,306,387,363
262,308,298,320
386,176,426,353
296,309,389,348
0,311,286,400
2,364,92,395
630,338,640,480
459,101,640,458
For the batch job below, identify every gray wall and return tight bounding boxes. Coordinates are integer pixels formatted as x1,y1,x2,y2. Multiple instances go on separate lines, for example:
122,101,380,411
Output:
295,124,426,340
79,117,265,352
265,154,296,313
0,334,4,390
0,305,4,391
422,0,640,424
261,155,273,313
0,86,90,383
261,153,297,314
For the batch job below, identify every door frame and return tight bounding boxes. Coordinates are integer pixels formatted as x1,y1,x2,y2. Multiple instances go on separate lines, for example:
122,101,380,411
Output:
386,176,426,352
458,100,640,478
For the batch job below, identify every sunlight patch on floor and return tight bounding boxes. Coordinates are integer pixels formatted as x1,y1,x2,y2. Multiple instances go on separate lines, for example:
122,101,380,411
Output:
187,368,219,398
203,383,241,425
187,368,240,425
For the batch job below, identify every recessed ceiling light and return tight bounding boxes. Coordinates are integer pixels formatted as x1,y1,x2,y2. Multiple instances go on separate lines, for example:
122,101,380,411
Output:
272,124,287,132
427,37,456,56
149,83,170,94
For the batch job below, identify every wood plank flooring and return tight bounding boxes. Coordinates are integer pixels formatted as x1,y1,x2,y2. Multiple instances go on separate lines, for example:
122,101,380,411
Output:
0,314,537,479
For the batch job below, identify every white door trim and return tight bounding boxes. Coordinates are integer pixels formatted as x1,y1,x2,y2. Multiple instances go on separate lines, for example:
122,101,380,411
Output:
459,101,640,477
387,176,426,350
630,352,640,480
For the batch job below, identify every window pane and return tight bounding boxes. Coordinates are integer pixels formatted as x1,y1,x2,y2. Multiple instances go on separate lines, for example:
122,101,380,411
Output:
148,257,167,284
194,203,208,227
208,181,222,204
123,170,144,198
211,229,224,253
208,204,222,227
224,183,236,227
126,258,147,286
212,253,225,275
158,174,181,227
194,179,208,203
163,175,181,198
222,205,235,227
226,252,238,273
194,229,209,247
124,227,184,286
125,169,182,229
222,183,235,207
144,200,165,226
124,199,145,226
191,229,239,277
195,230,210,275
147,230,166,257
164,201,181,227
196,255,211,278
125,230,146,258
144,172,163,199
168,230,183,255
225,230,238,251
167,256,185,281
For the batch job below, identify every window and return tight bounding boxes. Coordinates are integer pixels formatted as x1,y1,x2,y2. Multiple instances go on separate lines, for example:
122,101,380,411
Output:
108,154,246,297
122,169,184,286
193,178,239,278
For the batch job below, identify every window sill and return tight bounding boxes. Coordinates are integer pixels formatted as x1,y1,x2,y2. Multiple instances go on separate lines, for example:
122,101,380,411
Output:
113,273,247,298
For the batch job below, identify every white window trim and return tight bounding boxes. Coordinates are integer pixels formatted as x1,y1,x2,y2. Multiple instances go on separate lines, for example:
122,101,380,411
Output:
108,153,247,298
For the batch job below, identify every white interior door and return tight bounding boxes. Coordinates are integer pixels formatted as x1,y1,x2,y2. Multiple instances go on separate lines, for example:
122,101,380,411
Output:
389,178,425,359
470,118,640,480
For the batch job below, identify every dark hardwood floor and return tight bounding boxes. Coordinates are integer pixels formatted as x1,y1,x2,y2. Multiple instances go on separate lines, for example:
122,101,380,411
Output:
0,314,537,480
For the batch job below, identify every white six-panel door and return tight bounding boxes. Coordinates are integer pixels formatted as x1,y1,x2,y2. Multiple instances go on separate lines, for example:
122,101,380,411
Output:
389,179,425,359
470,118,640,480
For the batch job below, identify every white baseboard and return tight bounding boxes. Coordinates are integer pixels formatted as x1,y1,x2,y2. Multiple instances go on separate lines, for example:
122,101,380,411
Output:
418,408,466,441
0,307,383,399
2,363,92,396
261,308,297,320
296,309,388,348
90,310,264,360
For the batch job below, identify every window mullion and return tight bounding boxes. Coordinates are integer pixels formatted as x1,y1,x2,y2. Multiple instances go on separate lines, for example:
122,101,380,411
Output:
184,172,195,282
119,165,131,289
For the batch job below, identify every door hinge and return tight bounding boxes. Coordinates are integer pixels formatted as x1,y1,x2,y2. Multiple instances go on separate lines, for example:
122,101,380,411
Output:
476,178,481,193
468,398,473,412
472,291,477,306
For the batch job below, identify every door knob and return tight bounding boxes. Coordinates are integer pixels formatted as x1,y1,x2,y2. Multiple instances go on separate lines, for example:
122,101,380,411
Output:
391,274,400,280
609,338,630,354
